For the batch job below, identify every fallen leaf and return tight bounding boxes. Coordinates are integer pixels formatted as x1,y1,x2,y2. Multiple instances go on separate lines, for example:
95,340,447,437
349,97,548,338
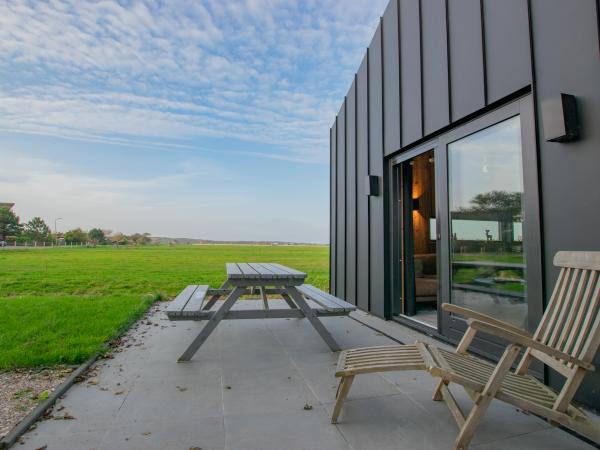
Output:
141,431,151,436
34,446,47,450
303,403,313,410
176,386,187,392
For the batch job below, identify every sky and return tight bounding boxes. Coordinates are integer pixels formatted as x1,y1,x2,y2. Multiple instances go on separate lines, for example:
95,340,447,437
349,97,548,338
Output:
0,0,387,243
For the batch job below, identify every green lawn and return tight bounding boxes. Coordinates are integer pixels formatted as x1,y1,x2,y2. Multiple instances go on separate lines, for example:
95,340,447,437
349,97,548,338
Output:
0,245,329,369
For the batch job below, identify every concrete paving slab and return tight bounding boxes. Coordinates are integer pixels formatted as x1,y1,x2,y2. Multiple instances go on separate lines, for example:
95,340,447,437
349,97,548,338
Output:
99,416,225,450
224,408,349,450
15,301,597,450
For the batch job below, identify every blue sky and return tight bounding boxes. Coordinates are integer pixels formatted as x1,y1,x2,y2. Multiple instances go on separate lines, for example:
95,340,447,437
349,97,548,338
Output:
0,0,387,243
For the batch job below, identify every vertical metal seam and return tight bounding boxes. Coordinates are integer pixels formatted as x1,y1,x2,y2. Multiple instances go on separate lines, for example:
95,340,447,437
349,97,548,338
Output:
334,117,338,296
343,97,348,301
445,0,452,123
329,126,333,294
380,16,385,317
354,75,359,307
366,48,371,313
480,0,488,105
396,0,402,148
418,0,424,138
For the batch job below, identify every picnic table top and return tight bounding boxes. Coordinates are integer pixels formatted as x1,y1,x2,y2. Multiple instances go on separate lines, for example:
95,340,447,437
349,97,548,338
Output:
226,262,306,281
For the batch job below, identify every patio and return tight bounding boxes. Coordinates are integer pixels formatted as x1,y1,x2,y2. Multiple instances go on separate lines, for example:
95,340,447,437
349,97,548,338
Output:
18,300,596,450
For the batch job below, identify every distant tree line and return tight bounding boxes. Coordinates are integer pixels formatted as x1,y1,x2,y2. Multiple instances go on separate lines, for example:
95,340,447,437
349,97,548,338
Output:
0,209,152,246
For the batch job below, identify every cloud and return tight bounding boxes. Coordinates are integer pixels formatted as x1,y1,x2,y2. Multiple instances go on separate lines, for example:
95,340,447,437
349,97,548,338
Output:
0,0,387,164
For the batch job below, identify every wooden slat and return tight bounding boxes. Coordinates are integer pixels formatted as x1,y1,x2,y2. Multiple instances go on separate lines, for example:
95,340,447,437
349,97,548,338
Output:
269,263,306,277
297,284,356,312
237,263,261,277
565,271,599,358
182,285,209,313
547,268,581,348
554,251,600,271
539,267,573,345
533,267,568,341
226,263,244,279
166,285,198,313
559,270,593,354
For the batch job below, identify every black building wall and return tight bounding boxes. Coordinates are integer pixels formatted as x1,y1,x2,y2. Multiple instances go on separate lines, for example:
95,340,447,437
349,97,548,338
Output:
330,0,600,408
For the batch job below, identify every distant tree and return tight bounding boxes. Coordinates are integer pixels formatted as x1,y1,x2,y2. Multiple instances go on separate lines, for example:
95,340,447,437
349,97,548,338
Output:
109,232,128,245
462,190,523,221
24,217,51,243
129,232,151,245
0,208,22,242
88,228,106,244
63,228,88,244
457,190,523,249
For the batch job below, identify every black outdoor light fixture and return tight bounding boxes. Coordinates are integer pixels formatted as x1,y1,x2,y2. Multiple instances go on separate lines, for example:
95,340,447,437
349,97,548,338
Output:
541,93,580,143
365,175,379,196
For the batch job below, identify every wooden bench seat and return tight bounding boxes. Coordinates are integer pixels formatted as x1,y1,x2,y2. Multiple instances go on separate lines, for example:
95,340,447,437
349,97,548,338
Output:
166,285,211,320
297,284,356,314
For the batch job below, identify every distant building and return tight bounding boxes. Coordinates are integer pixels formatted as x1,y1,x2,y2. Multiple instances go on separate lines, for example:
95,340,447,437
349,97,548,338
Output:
0,202,15,210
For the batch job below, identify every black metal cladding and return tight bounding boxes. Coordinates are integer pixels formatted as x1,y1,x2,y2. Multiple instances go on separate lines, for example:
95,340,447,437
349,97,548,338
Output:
330,0,600,408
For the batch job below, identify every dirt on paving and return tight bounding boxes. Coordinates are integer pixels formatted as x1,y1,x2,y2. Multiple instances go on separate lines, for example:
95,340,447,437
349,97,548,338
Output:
0,367,72,440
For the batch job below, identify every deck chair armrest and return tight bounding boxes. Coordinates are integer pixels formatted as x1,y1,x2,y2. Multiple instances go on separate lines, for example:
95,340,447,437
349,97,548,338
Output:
467,319,595,371
442,303,532,338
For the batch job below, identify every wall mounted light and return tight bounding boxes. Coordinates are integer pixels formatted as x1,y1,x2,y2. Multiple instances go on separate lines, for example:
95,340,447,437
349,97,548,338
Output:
365,175,379,196
412,197,420,211
541,93,580,143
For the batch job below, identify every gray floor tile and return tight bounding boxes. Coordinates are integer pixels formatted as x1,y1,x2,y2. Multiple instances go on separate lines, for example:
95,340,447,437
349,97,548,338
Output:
224,408,349,450
99,416,225,450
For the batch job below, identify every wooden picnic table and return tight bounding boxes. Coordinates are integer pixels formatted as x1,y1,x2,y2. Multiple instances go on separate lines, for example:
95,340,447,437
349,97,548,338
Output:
167,263,355,361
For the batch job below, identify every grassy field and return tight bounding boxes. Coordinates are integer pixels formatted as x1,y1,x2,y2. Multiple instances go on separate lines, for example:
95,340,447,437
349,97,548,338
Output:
0,245,329,370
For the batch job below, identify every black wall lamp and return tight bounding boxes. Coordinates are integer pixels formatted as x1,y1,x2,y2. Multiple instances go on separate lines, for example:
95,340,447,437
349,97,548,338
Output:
541,93,580,143
365,175,379,196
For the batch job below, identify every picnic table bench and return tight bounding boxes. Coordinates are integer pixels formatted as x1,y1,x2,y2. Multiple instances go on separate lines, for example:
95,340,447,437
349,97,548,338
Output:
166,263,355,361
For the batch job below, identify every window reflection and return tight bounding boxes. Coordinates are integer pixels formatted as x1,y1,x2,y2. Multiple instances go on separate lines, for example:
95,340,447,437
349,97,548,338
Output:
448,116,527,328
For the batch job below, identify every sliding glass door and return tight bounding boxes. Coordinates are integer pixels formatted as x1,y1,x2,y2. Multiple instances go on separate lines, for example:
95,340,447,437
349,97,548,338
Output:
438,96,543,356
390,95,542,358
447,115,527,329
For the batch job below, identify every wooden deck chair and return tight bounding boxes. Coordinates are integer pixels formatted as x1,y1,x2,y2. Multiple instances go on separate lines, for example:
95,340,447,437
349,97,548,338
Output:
331,251,600,450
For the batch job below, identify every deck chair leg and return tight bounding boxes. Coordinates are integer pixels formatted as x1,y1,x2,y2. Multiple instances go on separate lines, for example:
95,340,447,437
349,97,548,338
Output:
432,379,446,401
452,344,521,450
331,375,355,424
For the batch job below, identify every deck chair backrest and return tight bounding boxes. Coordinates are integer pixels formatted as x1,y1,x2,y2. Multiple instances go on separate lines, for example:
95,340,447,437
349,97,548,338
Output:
519,251,600,411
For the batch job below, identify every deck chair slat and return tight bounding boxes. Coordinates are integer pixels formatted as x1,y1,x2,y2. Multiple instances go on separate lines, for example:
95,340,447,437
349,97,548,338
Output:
546,268,580,348
562,270,596,356
534,267,568,341
556,270,590,352
569,276,600,362
578,281,600,362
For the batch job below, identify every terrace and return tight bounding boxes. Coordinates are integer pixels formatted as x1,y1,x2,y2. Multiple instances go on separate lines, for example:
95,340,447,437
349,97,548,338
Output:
12,299,597,450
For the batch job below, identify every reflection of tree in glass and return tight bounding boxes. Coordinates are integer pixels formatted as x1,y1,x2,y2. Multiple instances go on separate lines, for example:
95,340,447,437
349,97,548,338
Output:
456,190,523,251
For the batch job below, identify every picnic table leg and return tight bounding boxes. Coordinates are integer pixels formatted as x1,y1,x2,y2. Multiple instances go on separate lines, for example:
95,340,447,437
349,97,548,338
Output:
259,286,269,310
178,286,244,362
202,279,230,311
279,287,298,310
286,286,341,352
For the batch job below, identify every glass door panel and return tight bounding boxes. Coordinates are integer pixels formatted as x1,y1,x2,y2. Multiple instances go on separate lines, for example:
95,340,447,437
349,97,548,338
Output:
447,116,527,329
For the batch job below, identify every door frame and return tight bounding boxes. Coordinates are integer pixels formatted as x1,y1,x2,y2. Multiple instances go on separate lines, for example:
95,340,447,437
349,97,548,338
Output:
389,140,441,331
437,95,543,360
